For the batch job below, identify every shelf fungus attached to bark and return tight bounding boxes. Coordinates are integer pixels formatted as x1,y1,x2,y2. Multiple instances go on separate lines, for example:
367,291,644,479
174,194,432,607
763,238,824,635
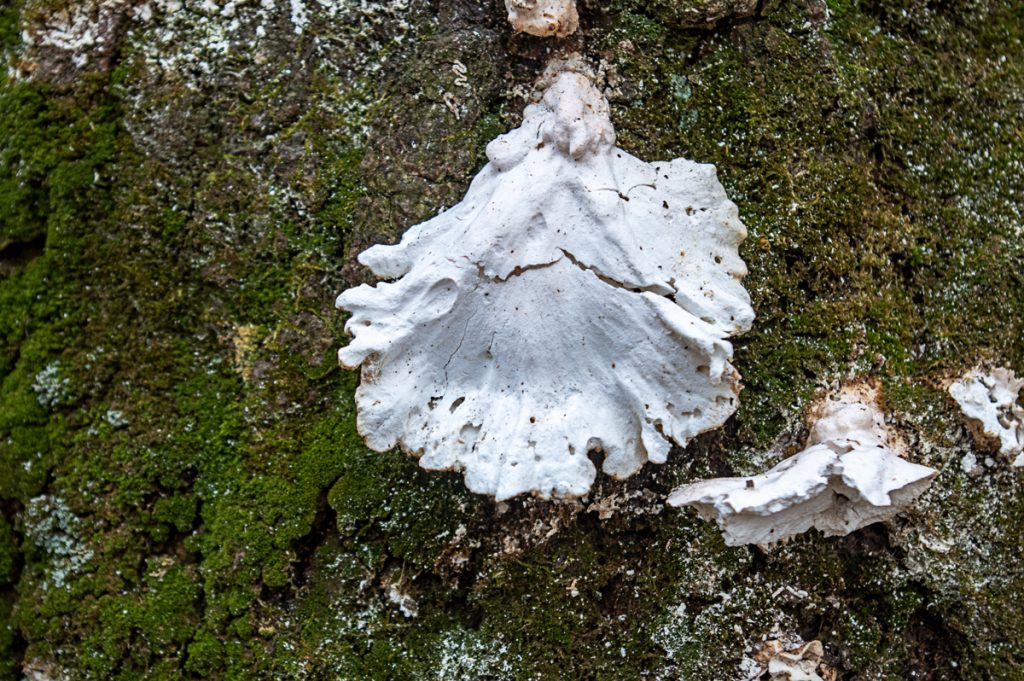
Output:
336,65,753,500
949,367,1024,466
504,0,578,37
669,384,937,545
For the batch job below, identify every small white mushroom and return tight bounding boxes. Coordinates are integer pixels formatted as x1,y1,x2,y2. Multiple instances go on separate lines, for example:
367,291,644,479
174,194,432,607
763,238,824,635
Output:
336,65,753,501
504,0,578,37
668,385,937,546
948,367,1024,466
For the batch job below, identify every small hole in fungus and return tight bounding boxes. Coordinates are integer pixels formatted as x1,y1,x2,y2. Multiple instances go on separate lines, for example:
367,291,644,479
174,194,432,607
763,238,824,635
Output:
530,416,537,423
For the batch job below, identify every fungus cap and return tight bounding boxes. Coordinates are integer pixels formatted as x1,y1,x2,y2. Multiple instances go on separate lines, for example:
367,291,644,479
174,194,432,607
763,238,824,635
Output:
337,70,753,500
668,385,937,545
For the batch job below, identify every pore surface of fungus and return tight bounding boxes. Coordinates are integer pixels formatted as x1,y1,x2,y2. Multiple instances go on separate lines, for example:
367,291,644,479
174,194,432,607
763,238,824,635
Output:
336,69,753,500
668,385,937,545
948,367,1024,466
504,0,578,37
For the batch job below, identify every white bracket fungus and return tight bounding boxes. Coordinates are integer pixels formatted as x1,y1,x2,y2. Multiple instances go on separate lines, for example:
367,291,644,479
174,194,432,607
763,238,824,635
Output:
948,367,1024,466
337,65,753,500
504,0,578,37
668,385,937,545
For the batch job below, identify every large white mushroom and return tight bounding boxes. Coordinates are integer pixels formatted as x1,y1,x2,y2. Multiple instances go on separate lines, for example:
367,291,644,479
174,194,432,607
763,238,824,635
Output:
337,65,753,501
668,385,937,545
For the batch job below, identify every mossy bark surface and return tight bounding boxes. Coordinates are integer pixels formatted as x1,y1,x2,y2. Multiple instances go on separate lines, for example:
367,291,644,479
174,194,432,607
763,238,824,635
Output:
1,0,1022,678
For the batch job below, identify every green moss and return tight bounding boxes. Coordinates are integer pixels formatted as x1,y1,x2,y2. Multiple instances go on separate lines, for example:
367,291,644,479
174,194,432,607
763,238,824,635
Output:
0,515,16,679
184,629,224,677
0,594,15,679
152,495,198,535
0,516,13,587
70,563,201,678
0,70,121,506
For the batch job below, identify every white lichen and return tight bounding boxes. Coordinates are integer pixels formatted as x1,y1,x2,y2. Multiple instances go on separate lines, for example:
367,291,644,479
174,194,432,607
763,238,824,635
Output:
668,384,937,546
430,629,513,680
32,361,70,409
104,408,130,428
28,0,123,60
504,0,578,37
337,64,753,501
24,496,95,590
948,367,1024,466
288,0,308,34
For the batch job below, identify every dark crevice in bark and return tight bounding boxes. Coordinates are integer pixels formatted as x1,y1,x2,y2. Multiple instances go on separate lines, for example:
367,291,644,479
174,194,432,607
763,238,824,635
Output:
285,479,344,596
0,233,46,277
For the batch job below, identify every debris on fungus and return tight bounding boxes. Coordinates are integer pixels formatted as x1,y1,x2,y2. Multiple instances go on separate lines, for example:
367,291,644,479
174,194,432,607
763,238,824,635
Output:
336,62,753,501
948,367,1024,466
668,384,937,545
504,0,578,37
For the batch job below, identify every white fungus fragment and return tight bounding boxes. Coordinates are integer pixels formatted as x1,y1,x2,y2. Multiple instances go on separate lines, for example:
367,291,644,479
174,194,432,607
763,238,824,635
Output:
948,367,1024,466
960,451,978,475
386,584,419,618
504,0,578,37
668,384,937,546
758,639,828,681
336,64,754,501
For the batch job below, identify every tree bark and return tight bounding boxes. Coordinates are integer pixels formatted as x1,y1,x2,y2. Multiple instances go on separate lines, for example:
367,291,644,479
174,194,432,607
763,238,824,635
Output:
0,0,1022,678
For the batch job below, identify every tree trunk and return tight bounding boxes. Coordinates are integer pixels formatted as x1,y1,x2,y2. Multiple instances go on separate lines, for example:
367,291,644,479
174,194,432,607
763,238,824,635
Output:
1,0,1022,678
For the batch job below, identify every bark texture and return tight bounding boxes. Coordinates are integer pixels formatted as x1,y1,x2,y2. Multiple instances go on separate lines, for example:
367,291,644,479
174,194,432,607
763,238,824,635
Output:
0,0,1022,678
